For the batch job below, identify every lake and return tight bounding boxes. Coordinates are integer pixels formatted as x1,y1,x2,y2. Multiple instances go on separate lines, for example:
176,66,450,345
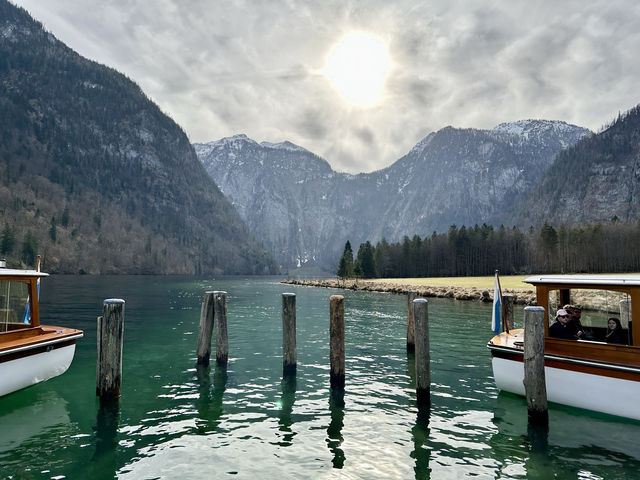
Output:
1,275,640,479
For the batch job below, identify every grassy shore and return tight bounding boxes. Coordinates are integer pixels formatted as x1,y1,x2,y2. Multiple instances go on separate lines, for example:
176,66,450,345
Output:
360,275,530,290
282,275,536,304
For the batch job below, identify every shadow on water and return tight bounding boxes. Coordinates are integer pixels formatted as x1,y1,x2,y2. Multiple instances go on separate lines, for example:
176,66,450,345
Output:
90,396,120,479
195,363,227,434
492,391,640,479
407,348,430,480
524,422,554,480
411,405,431,480
326,387,345,469
277,374,297,446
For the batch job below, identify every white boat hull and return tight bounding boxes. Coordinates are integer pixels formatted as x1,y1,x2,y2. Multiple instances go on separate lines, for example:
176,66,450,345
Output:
0,342,77,397
492,355,640,420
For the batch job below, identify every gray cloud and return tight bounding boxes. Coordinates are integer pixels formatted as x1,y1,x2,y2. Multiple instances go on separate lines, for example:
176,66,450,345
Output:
13,0,640,173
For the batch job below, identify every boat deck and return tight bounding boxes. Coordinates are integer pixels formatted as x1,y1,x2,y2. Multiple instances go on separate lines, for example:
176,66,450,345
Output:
0,326,83,355
488,329,524,349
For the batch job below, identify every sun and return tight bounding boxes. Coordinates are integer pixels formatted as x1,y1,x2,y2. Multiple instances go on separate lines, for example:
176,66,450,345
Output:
323,32,391,107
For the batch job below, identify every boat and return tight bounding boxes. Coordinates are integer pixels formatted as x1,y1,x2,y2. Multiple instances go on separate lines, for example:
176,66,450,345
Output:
0,258,83,397
488,274,640,420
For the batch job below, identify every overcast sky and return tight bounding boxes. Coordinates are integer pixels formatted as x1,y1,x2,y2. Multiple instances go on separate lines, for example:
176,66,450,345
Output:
12,0,640,173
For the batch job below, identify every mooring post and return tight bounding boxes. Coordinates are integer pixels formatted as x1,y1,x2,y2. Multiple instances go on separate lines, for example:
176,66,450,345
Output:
503,294,515,330
523,306,548,425
330,295,345,389
282,293,297,375
413,298,430,407
96,299,125,398
407,292,417,352
196,291,215,366
214,291,228,365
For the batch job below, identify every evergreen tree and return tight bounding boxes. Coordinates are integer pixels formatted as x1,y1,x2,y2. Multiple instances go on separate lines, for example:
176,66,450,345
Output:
356,241,376,278
353,259,363,278
21,231,38,266
1,224,16,255
336,241,354,278
61,206,70,227
49,216,57,243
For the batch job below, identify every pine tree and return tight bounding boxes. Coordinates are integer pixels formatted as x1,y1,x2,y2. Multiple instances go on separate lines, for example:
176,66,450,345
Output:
336,241,354,278
356,241,376,278
1,224,16,255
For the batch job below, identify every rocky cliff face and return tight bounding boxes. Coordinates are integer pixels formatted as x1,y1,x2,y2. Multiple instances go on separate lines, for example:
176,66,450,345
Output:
195,120,590,271
0,1,277,274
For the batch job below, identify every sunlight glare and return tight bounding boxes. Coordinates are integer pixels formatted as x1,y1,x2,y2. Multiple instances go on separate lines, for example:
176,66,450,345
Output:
323,32,391,107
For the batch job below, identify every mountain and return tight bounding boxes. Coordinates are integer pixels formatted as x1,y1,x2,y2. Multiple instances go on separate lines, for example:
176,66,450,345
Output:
511,105,640,225
0,1,277,274
195,120,590,271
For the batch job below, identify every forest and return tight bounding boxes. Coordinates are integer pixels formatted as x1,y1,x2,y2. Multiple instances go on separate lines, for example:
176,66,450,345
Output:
336,220,640,279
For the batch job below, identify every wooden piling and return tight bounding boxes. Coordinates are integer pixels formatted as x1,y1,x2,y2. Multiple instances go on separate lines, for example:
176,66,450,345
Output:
413,298,430,406
523,306,548,424
214,291,228,365
282,293,297,375
96,299,125,398
196,291,215,366
503,294,515,331
407,292,416,352
330,295,345,389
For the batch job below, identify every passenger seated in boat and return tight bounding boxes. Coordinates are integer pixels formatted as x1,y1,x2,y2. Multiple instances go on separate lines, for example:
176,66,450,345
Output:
605,317,625,344
550,309,582,339
563,304,586,338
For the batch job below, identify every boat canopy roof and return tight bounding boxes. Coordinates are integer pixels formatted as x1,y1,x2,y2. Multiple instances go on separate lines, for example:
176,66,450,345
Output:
524,274,640,287
0,268,48,279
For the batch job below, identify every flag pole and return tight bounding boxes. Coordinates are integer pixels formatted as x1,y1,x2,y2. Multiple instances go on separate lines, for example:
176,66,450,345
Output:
495,269,509,334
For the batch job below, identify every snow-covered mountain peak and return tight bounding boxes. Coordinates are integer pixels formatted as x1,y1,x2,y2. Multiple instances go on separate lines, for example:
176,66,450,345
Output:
260,140,308,153
408,132,436,155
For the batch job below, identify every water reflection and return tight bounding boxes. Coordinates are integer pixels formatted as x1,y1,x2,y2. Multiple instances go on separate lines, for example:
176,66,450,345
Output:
326,387,345,469
91,396,120,479
194,363,227,434
492,392,640,479
0,390,71,453
412,405,431,480
277,374,297,446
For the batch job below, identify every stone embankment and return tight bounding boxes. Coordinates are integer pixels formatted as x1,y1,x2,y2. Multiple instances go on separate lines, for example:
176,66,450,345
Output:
281,278,537,305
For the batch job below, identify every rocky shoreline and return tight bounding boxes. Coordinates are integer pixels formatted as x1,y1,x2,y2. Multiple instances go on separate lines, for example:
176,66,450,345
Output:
281,278,537,305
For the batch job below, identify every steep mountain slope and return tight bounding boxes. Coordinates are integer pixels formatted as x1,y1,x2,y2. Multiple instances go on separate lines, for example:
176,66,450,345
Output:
0,1,276,274
196,121,590,270
511,105,640,225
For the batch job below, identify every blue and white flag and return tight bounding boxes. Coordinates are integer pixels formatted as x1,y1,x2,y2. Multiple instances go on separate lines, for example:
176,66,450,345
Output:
22,258,41,324
491,273,501,335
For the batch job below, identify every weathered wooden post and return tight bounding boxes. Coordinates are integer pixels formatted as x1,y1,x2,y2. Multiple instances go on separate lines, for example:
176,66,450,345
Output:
407,292,417,352
413,298,430,406
196,291,215,366
96,299,125,398
214,291,228,365
503,294,515,331
282,293,297,375
523,306,548,424
330,295,345,389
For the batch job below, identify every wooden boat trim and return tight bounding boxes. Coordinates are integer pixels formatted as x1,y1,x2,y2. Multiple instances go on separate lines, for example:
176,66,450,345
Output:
488,343,640,375
0,327,83,355
0,338,79,364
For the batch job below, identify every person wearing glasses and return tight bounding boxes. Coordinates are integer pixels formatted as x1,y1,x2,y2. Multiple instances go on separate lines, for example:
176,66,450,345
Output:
550,308,583,339
563,304,586,338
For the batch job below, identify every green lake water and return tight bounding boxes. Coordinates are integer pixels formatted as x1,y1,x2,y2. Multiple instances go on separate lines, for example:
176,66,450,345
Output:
1,275,640,479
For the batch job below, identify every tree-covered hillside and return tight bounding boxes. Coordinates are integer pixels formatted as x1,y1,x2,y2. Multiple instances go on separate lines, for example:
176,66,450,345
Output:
511,104,640,226
0,1,276,274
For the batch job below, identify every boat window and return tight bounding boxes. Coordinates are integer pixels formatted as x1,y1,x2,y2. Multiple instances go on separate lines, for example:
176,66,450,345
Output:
547,288,632,345
0,281,31,332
